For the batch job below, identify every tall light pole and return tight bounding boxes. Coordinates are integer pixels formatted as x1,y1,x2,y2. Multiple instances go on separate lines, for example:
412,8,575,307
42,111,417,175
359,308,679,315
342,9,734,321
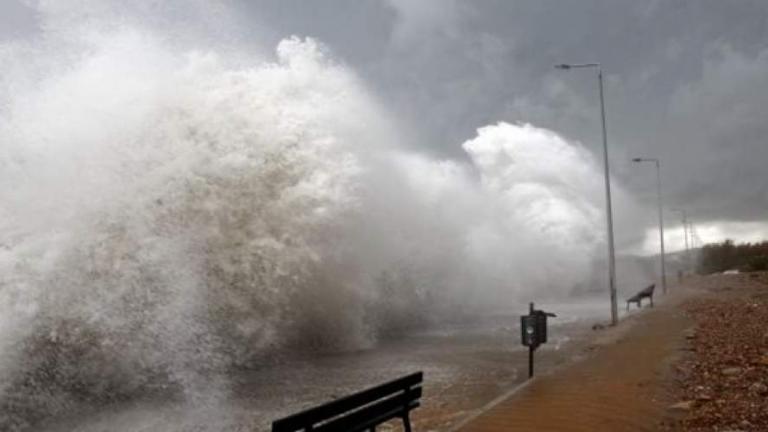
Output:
556,63,617,325
632,158,667,294
673,209,690,273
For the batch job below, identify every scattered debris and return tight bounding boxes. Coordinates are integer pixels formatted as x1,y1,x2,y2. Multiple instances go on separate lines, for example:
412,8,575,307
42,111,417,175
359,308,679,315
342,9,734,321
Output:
669,400,695,411
664,273,768,431
749,382,768,395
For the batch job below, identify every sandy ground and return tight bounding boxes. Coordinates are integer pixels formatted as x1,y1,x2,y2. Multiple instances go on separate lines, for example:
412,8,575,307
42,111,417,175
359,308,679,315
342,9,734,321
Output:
453,283,695,432
22,276,767,432
34,280,741,432
450,273,768,432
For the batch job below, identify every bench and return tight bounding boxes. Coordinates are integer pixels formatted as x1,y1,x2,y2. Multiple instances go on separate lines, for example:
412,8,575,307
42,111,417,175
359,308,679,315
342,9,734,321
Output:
626,283,655,311
272,372,423,432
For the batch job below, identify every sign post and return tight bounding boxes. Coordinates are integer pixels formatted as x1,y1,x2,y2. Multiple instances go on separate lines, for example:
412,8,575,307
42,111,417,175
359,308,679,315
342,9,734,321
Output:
520,302,556,379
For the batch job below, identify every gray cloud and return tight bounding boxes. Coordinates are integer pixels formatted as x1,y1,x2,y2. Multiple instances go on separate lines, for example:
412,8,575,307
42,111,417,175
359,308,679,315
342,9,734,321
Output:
230,0,768,230
0,0,36,40
2,0,767,239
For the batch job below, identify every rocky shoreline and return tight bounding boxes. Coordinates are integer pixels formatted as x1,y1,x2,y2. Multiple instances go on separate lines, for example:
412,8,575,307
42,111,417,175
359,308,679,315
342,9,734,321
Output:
664,273,768,431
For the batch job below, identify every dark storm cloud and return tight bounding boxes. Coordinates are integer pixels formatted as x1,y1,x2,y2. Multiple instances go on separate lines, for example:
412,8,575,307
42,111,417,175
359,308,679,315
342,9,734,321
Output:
2,0,767,228
231,0,768,227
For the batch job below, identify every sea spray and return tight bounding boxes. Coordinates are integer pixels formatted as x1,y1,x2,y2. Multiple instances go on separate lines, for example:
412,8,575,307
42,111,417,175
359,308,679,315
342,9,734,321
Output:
462,122,605,294
0,18,612,431
0,32,388,428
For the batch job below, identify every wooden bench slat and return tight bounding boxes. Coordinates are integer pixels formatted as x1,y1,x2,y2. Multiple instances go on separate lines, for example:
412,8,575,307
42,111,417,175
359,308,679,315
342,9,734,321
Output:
272,372,422,432
626,284,655,310
314,392,421,432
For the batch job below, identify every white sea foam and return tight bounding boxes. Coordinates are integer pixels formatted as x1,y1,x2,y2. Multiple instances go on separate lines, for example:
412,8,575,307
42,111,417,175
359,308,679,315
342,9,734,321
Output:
0,6,611,429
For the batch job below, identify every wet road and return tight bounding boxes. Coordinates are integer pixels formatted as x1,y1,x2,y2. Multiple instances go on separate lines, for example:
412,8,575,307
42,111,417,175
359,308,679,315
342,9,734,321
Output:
458,290,691,432
37,298,621,432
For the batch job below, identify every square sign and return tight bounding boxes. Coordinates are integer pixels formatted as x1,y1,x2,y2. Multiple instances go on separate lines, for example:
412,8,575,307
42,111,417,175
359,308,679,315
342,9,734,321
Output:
520,315,538,347
520,307,555,348
520,303,557,378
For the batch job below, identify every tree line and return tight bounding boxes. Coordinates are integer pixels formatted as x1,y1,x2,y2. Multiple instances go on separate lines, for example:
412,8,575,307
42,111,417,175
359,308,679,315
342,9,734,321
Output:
697,239,768,274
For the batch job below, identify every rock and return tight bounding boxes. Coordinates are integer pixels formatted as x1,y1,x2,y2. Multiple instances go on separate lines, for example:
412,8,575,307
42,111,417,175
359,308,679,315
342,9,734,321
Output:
749,381,768,395
591,323,605,331
668,400,695,411
721,367,742,376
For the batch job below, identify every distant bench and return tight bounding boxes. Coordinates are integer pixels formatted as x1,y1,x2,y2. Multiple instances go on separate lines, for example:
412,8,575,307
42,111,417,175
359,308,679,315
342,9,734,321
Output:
626,283,655,311
272,372,423,432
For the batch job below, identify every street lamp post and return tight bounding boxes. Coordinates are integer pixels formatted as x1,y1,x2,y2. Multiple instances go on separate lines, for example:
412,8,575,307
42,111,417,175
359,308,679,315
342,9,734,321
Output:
673,209,690,274
555,63,618,326
632,158,667,294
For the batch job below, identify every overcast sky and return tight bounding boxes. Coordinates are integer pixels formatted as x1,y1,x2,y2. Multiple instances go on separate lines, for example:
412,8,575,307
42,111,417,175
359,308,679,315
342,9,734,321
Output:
2,0,767,252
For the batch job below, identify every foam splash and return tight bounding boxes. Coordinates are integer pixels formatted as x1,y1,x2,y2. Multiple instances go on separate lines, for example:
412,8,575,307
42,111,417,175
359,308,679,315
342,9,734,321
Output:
0,16,607,431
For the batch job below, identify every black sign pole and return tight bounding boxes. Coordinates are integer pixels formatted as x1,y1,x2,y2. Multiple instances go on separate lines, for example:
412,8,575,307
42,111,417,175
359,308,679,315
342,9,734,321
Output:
521,302,556,380
528,345,534,378
528,302,534,379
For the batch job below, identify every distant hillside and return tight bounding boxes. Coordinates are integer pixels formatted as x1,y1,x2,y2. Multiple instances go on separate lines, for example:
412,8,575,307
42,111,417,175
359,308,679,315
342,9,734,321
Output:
697,240,768,274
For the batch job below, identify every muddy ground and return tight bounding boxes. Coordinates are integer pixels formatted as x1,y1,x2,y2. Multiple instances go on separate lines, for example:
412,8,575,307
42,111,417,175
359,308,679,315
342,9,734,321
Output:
453,273,768,432
35,299,616,432
35,275,767,432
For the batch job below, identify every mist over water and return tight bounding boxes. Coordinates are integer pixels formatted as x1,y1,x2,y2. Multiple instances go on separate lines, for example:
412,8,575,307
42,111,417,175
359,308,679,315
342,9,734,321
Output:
0,7,611,430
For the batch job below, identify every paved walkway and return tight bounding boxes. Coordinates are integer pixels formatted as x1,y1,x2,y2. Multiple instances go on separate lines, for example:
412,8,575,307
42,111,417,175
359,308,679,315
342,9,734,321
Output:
456,296,690,432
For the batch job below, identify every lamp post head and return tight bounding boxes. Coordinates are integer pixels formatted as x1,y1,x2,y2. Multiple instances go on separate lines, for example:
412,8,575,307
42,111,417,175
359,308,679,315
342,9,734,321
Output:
555,63,600,70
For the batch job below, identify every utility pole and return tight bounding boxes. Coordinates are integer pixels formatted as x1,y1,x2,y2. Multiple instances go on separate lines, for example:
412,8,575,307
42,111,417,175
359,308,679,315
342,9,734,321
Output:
675,209,690,274
632,157,667,294
556,63,618,325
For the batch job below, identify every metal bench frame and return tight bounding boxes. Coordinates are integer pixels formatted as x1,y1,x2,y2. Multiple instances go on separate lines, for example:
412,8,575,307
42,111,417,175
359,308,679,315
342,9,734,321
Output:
272,372,423,432
626,283,655,311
